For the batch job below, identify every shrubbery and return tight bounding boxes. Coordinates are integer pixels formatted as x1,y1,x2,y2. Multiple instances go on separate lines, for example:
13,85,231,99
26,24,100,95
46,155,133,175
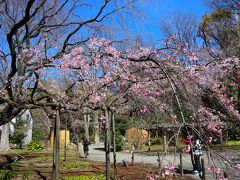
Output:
0,164,16,180
150,138,162,145
32,129,47,142
10,130,25,148
115,131,124,152
27,140,44,151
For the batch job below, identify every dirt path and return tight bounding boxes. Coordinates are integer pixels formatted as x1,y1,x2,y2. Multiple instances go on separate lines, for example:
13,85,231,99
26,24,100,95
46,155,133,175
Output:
86,144,210,180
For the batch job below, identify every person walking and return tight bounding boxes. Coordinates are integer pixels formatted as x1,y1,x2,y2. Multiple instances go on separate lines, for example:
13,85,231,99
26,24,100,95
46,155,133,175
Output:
82,137,89,159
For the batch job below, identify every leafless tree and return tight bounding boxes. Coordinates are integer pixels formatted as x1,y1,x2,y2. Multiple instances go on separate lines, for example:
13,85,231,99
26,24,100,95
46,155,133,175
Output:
0,0,145,126
206,0,240,11
160,11,199,50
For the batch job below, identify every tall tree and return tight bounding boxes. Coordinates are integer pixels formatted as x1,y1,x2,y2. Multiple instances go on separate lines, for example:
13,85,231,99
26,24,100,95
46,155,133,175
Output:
0,0,145,125
199,1,240,57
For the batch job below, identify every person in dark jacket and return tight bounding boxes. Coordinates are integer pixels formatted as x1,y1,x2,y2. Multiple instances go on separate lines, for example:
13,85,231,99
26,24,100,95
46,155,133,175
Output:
82,137,89,159
182,134,202,175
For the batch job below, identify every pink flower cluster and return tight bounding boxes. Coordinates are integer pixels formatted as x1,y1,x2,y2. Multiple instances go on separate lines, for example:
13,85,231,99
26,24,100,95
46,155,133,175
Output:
208,166,221,174
163,163,175,176
187,52,199,61
198,106,224,134
208,166,228,180
183,145,191,153
206,137,213,144
89,93,106,104
234,164,240,172
140,105,148,113
147,174,160,180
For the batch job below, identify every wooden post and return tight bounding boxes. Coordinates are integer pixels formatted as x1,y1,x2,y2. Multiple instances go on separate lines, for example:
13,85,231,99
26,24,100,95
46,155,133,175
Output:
220,133,223,151
105,108,110,180
201,158,205,180
84,112,89,140
157,152,161,169
64,118,67,161
180,152,183,176
163,129,167,155
112,113,117,179
148,129,151,152
94,111,100,145
52,109,60,180
131,152,134,166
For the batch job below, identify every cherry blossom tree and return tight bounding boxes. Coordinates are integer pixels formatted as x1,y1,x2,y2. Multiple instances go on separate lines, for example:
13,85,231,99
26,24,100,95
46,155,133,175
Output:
0,2,239,178
55,36,240,179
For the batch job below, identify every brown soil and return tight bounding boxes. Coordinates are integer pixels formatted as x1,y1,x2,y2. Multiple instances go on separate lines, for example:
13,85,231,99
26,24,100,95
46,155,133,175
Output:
1,152,196,180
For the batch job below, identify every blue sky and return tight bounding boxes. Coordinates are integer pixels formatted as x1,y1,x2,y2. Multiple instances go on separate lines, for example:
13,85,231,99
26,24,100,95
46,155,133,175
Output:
152,0,209,17
71,0,210,46
127,0,210,44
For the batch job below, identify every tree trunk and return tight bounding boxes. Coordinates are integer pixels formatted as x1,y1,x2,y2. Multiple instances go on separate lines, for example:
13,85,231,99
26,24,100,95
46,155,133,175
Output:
52,109,60,180
111,112,117,179
76,135,81,158
238,82,240,113
84,113,89,140
64,118,67,161
0,123,10,151
94,111,100,145
163,129,167,155
105,108,110,180
148,130,151,152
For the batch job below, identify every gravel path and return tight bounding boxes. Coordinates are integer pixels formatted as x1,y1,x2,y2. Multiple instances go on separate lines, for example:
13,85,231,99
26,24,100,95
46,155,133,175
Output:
83,144,216,180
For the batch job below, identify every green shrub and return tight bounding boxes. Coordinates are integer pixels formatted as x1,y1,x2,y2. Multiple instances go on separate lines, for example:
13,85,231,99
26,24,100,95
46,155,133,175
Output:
0,164,16,180
10,116,27,148
32,129,47,142
115,131,124,152
64,174,105,180
21,172,30,180
27,140,44,151
10,130,25,148
150,138,162,145
63,162,91,169
115,115,133,136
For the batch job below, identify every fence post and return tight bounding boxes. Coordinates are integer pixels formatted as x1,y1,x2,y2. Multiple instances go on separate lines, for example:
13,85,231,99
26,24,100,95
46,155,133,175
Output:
180,152,183,176
201,158,206,180
157,152,161,169
131,152,134,166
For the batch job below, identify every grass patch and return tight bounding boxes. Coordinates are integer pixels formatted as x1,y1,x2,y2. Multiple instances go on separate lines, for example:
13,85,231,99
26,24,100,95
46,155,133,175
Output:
63,162,91,169
226,140,240,146
63,174,105,180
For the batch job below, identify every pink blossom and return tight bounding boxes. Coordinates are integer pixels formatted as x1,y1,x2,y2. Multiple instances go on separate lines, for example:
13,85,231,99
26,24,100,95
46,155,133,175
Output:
206,137,213,144
164,163,174,176
188,52,199,61
183,145,191,153
89,93,106,104
208,166,221,174
234,164,240,172
148,176,154,180
18,76,25,80
207,121,222,134
140,105,148,113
